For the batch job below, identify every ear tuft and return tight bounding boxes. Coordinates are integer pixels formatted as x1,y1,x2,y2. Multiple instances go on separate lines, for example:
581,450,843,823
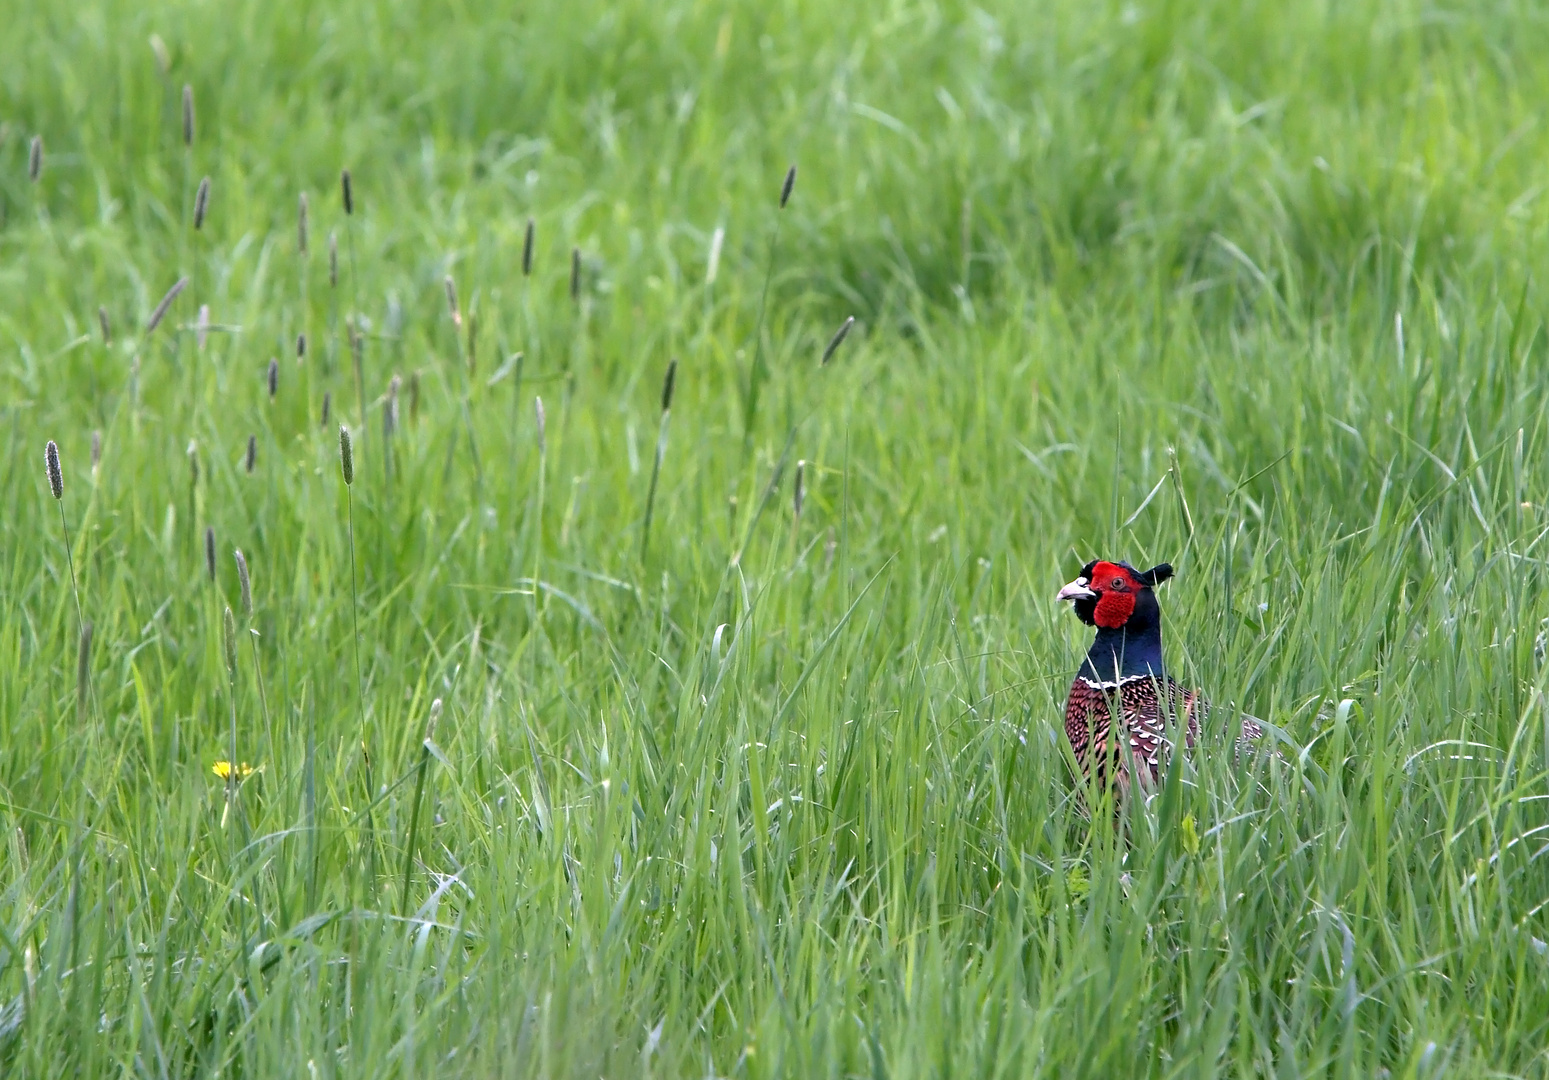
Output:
1137,563,1174,587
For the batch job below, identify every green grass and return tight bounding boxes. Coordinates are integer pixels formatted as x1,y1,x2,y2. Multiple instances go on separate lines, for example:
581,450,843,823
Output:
3,0,1549,1074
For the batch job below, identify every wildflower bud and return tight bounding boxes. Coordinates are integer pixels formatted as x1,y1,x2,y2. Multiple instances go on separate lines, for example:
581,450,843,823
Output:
45,440,63,499
234,548,252,619
339,424,354,485
779,164,796,209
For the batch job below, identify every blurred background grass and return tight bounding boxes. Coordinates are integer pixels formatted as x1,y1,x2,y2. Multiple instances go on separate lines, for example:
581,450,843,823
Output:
3,0,1549,1075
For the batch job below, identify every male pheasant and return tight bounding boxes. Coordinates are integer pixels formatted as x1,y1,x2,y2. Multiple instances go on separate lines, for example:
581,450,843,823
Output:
1056,559,1262,797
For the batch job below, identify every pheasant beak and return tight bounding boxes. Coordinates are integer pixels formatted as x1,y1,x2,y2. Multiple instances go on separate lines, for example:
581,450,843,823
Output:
1056,576,1097,602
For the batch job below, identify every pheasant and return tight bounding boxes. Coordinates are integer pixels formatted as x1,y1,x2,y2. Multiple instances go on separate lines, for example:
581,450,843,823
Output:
1056,559,1263,798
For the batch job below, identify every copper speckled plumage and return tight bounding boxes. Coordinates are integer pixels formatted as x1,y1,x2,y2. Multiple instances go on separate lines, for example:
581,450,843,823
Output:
1057,559,1265,798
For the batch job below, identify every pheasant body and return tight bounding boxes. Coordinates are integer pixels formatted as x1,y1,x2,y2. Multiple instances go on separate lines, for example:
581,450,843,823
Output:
1056,558,1264,796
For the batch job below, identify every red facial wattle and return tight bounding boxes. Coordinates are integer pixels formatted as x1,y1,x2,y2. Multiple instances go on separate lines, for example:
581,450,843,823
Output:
1088,561,1144,628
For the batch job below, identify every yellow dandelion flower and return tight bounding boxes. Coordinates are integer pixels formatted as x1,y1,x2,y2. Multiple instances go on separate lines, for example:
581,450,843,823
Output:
212,760,255,781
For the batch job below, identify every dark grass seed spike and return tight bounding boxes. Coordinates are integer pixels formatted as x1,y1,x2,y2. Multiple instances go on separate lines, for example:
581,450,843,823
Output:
570,248,581,302
90,431,101,472
182,85,194,146
245,435,257,474
321,391,331,428
45,441,63,500
329,232,338,288
298,193,309,255
188,441,200,486
661,358,678,412
268,358,279,400
523,219,535,276
98,306,111,345
341,169,353,215
794,460,805,518
205,526,217,582
297,332,307,361
29,137,43,182
193,176,211,229
146,277,189,334
780,164,796,209
821,316,855,365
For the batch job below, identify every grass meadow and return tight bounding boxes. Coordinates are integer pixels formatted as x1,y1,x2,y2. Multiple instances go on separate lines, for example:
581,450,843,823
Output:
4,0,1549,1074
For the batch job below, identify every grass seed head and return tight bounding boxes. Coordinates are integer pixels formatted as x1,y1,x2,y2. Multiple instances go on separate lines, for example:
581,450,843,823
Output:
426,697,443,741
706,226,724,285
328,232,338,288
297,332,307,361
267,358,279,400
661,358,677,412
821,316,855,365
146,277,189,334
570,247,581,302
193,176,211,229
341,168,353,215
223,605,238,674
444,275,461,327
339,424,354,485
522,218,535,276
234,548,252,619
45,440,63,500
245,434,257,474
98,306,111,345
90,430,101,472
182,84,194,145
205,526,217,582
780,164,796,209
28,136,43,182
298,192,309,255
321,391,331,428
794,460,805,518
149,34,169,74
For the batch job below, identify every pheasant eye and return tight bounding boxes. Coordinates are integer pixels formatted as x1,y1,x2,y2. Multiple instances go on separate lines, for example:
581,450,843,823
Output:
1111,576,1126,590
